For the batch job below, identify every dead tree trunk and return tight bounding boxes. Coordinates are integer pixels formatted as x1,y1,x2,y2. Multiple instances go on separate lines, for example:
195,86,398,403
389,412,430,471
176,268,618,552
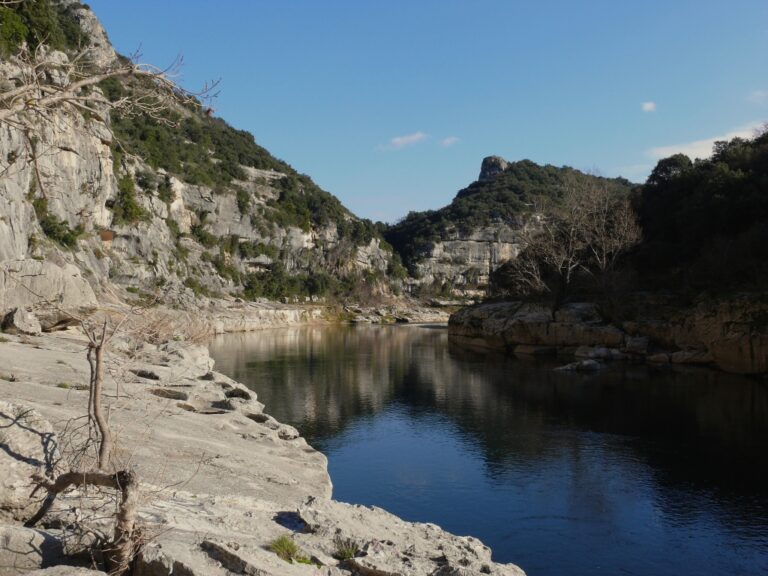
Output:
87,322,113,470
29,470,139,576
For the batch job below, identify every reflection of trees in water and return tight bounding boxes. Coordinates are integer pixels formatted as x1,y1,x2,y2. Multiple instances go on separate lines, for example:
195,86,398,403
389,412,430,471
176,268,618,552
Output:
210,326,768,532
210,326,413,442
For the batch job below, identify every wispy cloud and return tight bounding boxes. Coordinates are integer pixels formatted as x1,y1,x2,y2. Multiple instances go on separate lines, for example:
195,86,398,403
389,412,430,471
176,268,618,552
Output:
641,101,656,113
748,90,768,104
439,136,460,148
379,131,427,150
646,122,764,160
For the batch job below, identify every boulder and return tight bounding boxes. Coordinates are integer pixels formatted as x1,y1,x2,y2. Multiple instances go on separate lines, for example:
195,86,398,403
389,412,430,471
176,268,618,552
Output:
670,350,714,365
554,303,602,324
0,526,65,575
623,336,649,355
0,261,97,330
160,342,214,379
1,308,42,336
0,402,58,523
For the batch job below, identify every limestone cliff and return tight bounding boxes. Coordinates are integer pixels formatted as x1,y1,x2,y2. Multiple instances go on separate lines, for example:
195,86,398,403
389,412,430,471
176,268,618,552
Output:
0,1,399,318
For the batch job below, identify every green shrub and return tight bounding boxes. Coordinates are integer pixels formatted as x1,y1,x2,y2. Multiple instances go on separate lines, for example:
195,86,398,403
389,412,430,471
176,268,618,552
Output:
221,234,239,255
183,277,212,298
174,241,189,262
4,0,90,52
157,174,174,203
112,176,149,225
332,536,360,561
202,251,240,283
268,535,297,562
238,241,278,260
32,197,83,248
268,535,314,564
0,8,28,56
98,77,126,102
191,223,217,248
236,187,250,215
166,218,181,239
135,170,157,192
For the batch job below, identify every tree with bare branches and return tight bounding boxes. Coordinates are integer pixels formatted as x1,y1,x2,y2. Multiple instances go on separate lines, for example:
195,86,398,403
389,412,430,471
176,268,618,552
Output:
0,42,217,134
491,177,641,315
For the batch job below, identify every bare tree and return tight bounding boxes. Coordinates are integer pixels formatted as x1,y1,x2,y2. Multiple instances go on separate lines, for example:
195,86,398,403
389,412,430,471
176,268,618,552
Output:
491,177,640,315
0,40,215,123
577,179,641,281
0,40,217,161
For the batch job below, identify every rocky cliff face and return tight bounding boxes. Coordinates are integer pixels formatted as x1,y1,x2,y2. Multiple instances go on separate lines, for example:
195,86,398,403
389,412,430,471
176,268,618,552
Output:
407,224,523,294
0,1,397,318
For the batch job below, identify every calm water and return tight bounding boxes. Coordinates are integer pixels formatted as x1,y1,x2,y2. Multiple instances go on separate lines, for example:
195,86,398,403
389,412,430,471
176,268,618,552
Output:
209,325,768,576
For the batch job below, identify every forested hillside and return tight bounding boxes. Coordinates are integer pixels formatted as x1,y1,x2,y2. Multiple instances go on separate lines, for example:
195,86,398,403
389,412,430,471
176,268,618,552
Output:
635,130,768,291
384,156,634,294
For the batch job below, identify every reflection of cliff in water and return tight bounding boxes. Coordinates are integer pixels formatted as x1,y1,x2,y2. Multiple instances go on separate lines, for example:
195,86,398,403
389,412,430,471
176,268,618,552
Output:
210,324,768,494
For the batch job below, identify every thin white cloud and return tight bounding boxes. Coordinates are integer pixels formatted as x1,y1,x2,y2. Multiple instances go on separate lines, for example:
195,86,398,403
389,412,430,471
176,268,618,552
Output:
641,101,657,113
646,122,764,160
379,131,427,150
439,136,460,147
748,90,768,104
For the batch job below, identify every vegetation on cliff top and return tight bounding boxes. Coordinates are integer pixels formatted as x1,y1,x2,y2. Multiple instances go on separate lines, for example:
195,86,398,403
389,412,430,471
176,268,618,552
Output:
106,85,381,241
635,128,768,291
0,0,88,57
385,159,634,274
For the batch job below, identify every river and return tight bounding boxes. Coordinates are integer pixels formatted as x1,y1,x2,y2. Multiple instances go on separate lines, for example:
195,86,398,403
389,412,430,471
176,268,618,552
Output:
209,324,768,576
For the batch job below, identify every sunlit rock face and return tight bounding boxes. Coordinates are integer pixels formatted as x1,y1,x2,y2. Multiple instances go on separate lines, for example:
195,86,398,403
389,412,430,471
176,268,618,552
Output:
478,155,510,181
411,225,524,290
0,37,395,310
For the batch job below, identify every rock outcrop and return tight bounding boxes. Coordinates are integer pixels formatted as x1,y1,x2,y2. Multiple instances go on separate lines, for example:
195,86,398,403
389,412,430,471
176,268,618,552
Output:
478,156,510,182
0,526,67,575
0,260,97,330
0,402,58,523
407,225,523,294
449,299,768,375
0,328,525,575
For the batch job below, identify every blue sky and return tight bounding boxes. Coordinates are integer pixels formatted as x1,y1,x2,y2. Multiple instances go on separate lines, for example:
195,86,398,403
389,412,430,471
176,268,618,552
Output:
88,0,768,222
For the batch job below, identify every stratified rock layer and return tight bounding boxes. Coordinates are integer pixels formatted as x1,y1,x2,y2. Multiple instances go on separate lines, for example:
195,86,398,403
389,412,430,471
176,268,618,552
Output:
449,299,768,374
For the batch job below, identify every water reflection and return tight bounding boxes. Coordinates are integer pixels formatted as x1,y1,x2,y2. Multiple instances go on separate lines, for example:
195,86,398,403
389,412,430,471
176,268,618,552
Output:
210,325,768,576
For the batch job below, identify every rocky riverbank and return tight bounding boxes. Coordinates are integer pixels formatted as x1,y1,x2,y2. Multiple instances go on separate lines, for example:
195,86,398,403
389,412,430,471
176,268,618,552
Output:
449,299,768,375
0,313,517,575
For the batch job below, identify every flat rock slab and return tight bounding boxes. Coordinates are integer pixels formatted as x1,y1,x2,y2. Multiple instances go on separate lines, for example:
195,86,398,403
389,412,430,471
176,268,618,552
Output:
0,525,65,575
0,401,57,523
28,568,107,576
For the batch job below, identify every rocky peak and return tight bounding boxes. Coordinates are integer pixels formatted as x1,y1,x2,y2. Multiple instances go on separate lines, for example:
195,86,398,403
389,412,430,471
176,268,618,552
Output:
55,0,118,64
479,155,510,181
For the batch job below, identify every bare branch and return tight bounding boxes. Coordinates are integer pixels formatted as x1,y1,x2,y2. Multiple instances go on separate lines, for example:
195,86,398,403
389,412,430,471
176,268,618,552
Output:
0,43,219,132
